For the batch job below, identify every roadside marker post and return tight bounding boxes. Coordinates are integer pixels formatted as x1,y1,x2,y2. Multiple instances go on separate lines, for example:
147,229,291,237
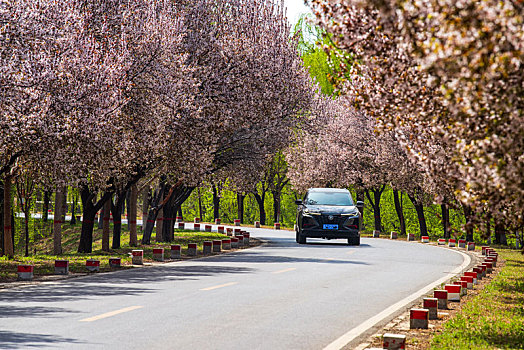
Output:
421,236,429,243
217,226,225,234
132,250,144,265
153,248,164,262
194,217,200,223
234,219,241,226
382,333,406,350
187,243,197,256
254,221,261,228
86,259,100,272
222,239,231,250
176,216,183,223
212,240,222,253
177,222,185,230
203,241,212,255
193,223,200,231
390,231,398,239
407,233,415,241
373,230,380,238
231,237,239,249
434,290,448,309
274,222,281,230
437,238,446,245
448,238,456,247
226,228,233,236
170,245,181,259
472,267,483,280
482,246,490,255
409,308,429,329
458,239,466,248
108,258,121,268
423,298,438,319
236,235,244,247
17,265,34,280
460,275,474,289
215,218,221,225
467,242,475,251
464,271,478,284
54,260,69,275
444,284,461,302
243,232,250,245
204,224,212,232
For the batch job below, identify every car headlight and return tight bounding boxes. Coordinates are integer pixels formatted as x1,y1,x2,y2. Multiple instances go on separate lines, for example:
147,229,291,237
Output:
304,209,321,215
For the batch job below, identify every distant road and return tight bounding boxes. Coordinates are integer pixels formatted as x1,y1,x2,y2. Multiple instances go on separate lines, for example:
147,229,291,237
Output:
0,225,466,349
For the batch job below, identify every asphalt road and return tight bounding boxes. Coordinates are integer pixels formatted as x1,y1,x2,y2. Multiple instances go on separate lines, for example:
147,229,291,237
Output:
0,226,467,349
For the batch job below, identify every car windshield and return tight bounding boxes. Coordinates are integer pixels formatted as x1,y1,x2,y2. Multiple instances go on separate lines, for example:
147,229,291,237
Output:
304,192,354,206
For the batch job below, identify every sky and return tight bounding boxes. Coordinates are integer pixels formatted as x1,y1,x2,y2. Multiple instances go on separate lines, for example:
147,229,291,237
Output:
283,0,313,27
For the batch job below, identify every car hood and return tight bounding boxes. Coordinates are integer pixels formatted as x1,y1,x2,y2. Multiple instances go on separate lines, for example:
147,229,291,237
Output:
304,205,359,215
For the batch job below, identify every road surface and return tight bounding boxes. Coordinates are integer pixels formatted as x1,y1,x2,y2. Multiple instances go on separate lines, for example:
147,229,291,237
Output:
0,226,467,349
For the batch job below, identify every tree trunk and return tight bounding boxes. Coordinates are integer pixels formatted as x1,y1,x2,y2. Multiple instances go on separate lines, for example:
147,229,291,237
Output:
53,188,65,255
141,186,150,232
494,220,506,245
142,183,194,245
43,190,50,222
197,187,203,221
393,190,406,236
70,194,77,225
24,209,30,257
212,185,220,220
272,191,281,223
162,187,176,242
102,197,111,251
129,184,138,247
441,203,450,239
98,203,104,229
78,186,113,253
111,191,126,249
253,192,266,225
408,194,428,237
366,185,385,232
463,205,474,242
156,205,164,243
3,175,13,257
142,183,166,245
237,193,245,224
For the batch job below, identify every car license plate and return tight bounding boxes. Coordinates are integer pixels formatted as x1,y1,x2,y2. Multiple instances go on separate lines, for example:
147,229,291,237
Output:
323,224,338,230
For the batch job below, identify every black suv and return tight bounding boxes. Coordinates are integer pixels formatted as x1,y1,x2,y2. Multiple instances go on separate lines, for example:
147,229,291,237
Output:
295,188,363,245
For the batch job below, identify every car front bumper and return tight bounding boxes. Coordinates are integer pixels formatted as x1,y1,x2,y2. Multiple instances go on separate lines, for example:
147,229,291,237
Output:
301,228,360,239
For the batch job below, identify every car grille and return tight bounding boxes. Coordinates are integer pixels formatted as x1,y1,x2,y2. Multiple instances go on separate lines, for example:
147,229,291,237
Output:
316,215,346,226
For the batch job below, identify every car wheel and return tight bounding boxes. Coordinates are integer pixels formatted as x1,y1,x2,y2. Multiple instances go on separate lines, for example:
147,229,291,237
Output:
297,231,306,244
348,236,360,246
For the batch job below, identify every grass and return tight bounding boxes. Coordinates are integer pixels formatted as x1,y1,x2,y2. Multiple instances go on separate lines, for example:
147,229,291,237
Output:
431,248,524,349
0,222,237,283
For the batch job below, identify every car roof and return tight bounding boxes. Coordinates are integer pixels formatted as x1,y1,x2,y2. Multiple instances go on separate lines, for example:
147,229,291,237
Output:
307,188,349,193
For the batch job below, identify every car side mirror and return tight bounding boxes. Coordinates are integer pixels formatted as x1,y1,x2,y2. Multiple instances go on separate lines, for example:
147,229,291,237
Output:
356,201,364,208
295,199,303,205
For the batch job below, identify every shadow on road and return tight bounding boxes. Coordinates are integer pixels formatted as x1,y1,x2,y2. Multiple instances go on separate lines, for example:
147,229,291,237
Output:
0,265,254,304
0,305,79,319
0,330,82,349
202,251,370,265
